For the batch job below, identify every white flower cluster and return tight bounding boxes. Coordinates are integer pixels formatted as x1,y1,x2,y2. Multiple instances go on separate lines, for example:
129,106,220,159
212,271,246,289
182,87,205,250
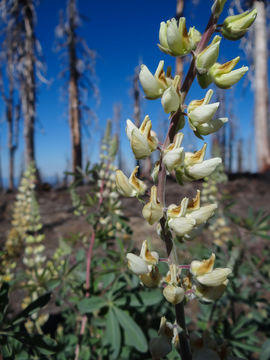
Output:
126,241,231,306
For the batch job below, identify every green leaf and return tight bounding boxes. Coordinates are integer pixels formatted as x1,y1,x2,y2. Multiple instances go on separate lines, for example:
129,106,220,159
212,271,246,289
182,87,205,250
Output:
11,293,51,326
11,333,58,355
104,308,121,359
231,316,248,335
234,326,257,339
113,306,147,353
129,290,163,307
231,340,261,353
0,282,9,322
47,279,61,291
77,297,107,314
260,339,270,360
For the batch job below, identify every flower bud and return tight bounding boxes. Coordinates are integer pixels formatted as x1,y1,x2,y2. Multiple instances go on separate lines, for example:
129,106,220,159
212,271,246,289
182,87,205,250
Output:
211,0,227,18
163,284,185,304
126,253,149,275
163,133,185,172
142,186,163,225
161,85,181,113
188,26,201,48
139,61,170,99
221,8,257,41
196,36,221,75
209,56,248,89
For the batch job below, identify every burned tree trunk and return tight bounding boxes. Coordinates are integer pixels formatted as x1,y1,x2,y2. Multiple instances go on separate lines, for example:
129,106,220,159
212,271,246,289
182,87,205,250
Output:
254,0,270,172
68,0,82,174
21,0,36,169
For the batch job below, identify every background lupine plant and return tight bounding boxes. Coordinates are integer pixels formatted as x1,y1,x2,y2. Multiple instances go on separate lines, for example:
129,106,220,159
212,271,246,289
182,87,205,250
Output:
115,0,257,358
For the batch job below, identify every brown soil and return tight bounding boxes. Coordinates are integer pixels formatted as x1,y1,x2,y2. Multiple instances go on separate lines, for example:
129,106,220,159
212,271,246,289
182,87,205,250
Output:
1,174,269,254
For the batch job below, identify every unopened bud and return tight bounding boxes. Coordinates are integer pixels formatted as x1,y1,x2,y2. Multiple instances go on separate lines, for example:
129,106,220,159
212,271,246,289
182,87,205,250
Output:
211,0,227,18
163,284,185,304
196,36,221,75
221,8,257,41
161,85,180,114
142,186,163,225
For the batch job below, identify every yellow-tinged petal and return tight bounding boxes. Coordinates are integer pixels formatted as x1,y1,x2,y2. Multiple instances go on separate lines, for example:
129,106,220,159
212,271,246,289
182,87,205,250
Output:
187,190,201,211
129,166,147,195
115,170,136,197
167,197,189,218
140,240,159,265
184,143,207,166
190,253,216,276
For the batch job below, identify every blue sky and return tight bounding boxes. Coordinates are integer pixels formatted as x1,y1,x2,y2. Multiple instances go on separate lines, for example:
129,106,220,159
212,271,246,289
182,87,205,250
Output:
0,0,265,184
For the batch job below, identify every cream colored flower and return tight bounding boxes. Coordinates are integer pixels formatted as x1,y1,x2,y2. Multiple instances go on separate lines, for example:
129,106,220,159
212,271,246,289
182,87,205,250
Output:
163,133,185,172
126,116,158,159
115,166,147,197
139,61,171,99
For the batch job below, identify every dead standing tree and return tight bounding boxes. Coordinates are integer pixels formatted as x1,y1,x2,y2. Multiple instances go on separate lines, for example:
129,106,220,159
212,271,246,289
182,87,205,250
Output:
253,0,270,171
1,0,46,177
0,7,20,191
231,0,270,172
55,0,97,177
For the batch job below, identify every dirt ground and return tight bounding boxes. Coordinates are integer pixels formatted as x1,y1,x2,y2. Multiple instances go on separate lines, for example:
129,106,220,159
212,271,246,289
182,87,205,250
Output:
1,173,269,255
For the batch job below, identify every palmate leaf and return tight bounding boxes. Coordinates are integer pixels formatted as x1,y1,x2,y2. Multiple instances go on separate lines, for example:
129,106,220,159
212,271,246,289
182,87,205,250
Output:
105,308,121,359
113,306,147,353
77,296,107,314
